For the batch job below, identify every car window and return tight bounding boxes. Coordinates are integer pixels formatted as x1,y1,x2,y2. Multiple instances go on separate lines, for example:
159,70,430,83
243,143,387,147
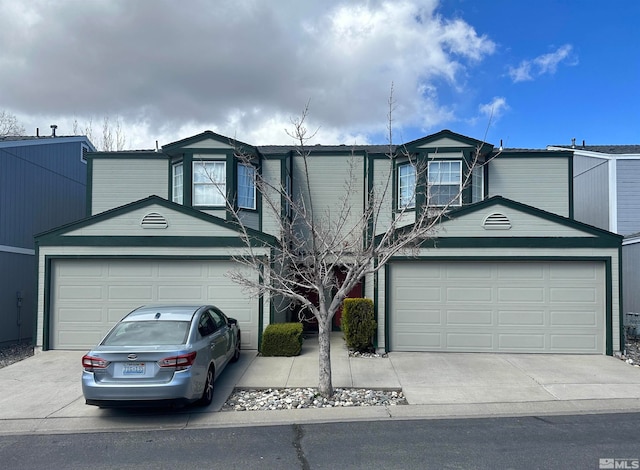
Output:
198,311,216,337
210,309,227,330
102,321,190,346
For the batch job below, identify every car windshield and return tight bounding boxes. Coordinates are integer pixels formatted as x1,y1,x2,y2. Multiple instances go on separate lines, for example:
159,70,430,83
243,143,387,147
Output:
101,320,190,346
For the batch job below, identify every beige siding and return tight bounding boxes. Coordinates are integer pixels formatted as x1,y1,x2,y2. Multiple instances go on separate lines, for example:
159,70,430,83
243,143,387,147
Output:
92,159,168,215
488,158,569,216
436,203,595,238
418,138,472,148
183,138,234,149
65,204,240,237
292,154,365,245
261,158,282,237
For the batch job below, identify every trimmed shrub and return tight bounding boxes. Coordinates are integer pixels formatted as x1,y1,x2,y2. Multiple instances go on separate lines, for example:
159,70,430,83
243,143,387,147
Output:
261,322,304,356
341,298,376,352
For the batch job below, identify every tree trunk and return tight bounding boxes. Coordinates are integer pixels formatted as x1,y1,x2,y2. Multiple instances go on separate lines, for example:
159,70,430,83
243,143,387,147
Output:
317,316,333,397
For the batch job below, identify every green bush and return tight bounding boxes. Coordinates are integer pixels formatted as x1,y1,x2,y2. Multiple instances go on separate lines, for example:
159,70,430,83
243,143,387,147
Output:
341,298,376,352
261,322,304,356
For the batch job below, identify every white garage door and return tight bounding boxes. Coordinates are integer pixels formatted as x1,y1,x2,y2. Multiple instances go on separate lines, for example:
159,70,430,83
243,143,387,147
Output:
390,261,605,353
50,259,259,350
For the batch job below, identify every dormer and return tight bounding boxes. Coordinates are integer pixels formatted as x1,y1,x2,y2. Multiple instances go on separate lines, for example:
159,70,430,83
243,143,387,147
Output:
162,131,260,222
395,130,493,212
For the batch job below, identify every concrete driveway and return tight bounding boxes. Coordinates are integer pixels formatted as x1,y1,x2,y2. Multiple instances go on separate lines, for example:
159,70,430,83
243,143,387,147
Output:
1,334,640,435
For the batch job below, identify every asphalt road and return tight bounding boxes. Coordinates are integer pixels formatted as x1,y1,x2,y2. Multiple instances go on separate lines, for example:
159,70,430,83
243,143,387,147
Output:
1,413,639,469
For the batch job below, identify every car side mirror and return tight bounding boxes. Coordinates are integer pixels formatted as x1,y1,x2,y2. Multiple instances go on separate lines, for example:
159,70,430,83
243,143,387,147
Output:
227,318,237,326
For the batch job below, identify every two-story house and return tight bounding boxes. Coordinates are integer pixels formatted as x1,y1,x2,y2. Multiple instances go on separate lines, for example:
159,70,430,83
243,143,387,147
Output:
0,132,95,346
35,130,622,355
548,143,640,324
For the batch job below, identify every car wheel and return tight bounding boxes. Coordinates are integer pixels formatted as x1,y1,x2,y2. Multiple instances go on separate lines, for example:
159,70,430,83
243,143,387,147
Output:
197,366,214,407
231,334,241,363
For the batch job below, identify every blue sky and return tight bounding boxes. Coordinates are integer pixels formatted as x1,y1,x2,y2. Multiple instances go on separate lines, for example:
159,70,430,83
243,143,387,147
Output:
0,0,637,149
436,0,640,148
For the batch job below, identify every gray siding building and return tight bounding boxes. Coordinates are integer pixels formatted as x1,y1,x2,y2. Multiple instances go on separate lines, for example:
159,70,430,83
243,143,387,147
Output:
0,134,95,346
549,144,640,320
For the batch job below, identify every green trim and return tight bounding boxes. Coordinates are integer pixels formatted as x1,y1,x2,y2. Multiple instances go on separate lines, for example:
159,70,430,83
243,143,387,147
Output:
383,263,390,353
34,195,278,247
417,237,621,249
403,129,494,154
86,152,167,160
38,236,273,248
42,256,52,351
619,244,625,353
161,130,257,155
383,256,615,355
380,195,623,246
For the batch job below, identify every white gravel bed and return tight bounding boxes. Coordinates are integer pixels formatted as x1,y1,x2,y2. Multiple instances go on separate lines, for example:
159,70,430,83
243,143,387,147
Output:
222,387,406,411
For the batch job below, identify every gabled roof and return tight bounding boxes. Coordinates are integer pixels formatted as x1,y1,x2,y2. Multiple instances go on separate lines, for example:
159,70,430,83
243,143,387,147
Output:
403,129,494,153
35,195,277,247
383,196,621,248
161,130,257,154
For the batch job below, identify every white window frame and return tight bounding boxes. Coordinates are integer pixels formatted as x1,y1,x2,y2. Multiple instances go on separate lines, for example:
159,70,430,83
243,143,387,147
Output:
172,162,183,204
472,165,484,203
192,160,226,207
428,160,462,206
237,163,256,210
397,163,416,209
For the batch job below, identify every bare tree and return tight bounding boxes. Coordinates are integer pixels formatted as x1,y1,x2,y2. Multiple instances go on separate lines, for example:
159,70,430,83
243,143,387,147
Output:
225,90,490,397
0,110,25,137
73,116,126,150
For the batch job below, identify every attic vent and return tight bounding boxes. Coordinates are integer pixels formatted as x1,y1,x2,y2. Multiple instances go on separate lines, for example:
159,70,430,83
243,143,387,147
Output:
141,212,168,229
483,213,511,230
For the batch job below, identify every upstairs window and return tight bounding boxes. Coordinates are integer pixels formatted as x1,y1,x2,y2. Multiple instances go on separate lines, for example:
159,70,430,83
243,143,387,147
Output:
172,162,183,204
193,161,226,206
428,160,462,206
237,164,256,210
398,163,416,209
472,165,484,203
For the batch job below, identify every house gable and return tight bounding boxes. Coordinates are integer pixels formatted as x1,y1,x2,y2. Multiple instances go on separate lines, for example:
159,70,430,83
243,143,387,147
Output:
36,195,276,248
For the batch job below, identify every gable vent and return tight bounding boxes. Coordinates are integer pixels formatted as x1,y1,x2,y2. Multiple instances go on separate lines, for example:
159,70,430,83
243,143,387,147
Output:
483,212,511,230
140,212,168,229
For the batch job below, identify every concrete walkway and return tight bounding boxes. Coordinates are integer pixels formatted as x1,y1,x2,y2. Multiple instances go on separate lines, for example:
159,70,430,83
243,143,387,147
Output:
1,333,640,436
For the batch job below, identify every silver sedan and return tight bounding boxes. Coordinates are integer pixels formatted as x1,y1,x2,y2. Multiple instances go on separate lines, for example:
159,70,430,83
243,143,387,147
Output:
82,305,241,407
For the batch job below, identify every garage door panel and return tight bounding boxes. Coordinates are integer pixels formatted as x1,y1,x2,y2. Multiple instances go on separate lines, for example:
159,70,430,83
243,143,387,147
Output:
499,334,545,350
390,261,605,353
550,311,598,326
447,310,492,325
550,287,597,302
447,287,491,302
51,259,259,350
498,310,545,326
447,333,493,349
498,287,545,302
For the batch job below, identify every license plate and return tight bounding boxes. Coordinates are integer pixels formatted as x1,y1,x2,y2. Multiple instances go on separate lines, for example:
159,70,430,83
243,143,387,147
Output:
122,363,145,375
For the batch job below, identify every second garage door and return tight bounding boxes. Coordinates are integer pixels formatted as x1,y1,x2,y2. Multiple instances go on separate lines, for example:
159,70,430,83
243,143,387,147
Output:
50,258,259,350
389,261,605,353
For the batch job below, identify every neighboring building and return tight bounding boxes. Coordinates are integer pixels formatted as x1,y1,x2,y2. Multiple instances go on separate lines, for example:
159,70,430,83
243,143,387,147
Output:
548,143,640,323
0,132,95,346
35,130,622,355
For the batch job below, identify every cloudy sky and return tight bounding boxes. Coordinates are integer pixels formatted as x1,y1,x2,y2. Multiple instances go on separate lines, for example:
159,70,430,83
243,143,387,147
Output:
1,0,638,150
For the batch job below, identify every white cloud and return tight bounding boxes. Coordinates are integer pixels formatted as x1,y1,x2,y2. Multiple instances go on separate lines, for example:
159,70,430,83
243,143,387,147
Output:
479,97,509,122
0,0,496,147
508,44,577,83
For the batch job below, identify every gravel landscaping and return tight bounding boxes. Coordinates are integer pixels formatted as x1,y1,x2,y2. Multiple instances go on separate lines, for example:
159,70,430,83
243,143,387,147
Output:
0,342,34,369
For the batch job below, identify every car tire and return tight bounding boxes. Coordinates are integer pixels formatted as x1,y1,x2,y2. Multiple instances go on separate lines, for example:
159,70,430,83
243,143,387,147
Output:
231,335,241,363
196,366,214,407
